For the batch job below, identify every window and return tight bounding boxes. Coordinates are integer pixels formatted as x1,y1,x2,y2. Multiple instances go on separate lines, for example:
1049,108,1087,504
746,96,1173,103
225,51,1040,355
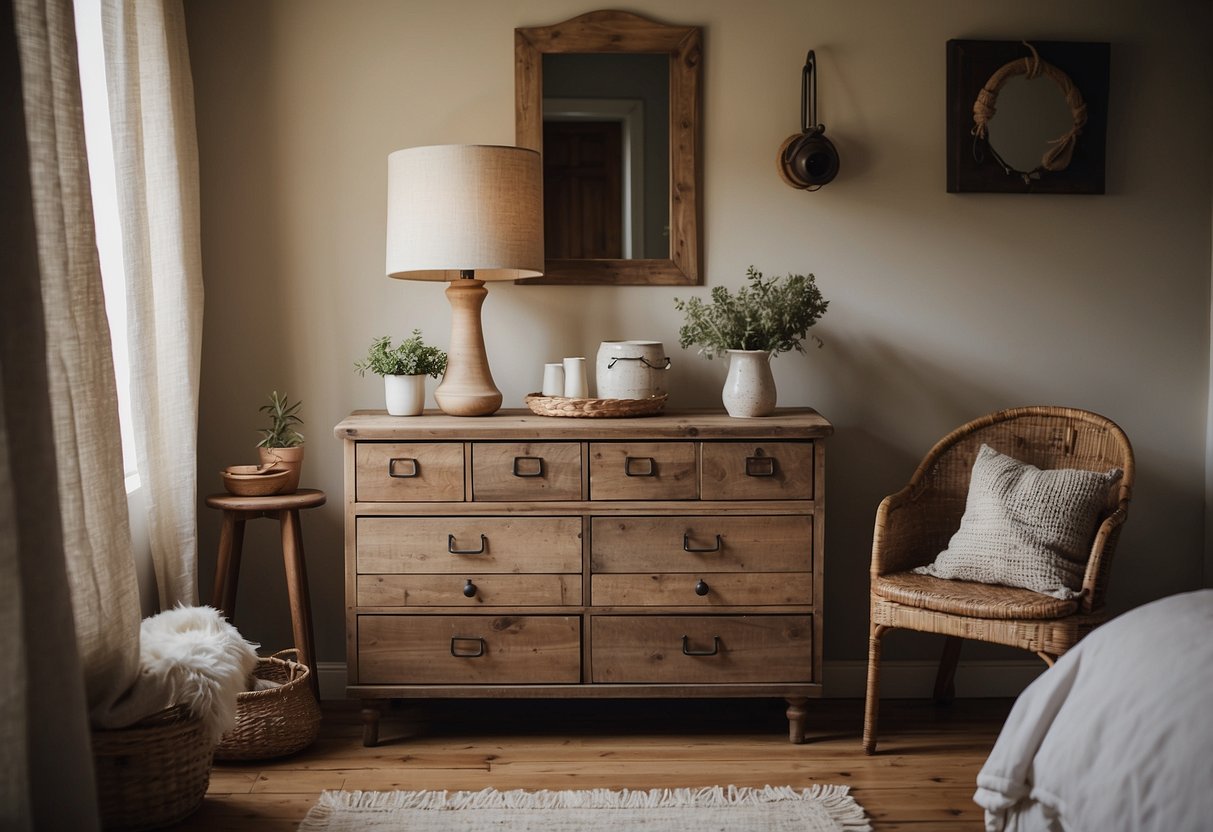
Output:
74,0,138,489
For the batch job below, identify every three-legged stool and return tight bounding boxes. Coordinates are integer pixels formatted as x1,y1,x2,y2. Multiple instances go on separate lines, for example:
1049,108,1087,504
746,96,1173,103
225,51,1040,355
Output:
205,488,326,700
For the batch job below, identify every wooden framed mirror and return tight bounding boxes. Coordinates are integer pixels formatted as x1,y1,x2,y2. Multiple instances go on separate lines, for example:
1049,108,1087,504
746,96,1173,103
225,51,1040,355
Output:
515,10,702,285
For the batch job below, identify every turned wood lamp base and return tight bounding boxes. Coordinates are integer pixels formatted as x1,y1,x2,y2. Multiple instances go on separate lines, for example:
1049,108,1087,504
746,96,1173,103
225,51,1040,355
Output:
433,274,503,417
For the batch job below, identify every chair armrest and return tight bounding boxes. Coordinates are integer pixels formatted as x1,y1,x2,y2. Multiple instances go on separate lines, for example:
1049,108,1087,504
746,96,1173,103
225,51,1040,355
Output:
871,483,955,577
1080,504,1129,614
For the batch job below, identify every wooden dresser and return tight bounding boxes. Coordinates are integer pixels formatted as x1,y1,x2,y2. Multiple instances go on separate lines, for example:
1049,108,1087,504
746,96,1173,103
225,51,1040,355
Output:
334,408,832,744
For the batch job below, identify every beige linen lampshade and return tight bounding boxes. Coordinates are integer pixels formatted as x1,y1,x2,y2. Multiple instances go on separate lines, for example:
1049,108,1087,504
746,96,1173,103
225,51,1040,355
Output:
385,144,543,416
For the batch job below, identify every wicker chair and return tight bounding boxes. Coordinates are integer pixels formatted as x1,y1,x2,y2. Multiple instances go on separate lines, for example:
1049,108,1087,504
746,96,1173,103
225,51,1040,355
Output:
862,406,1133,754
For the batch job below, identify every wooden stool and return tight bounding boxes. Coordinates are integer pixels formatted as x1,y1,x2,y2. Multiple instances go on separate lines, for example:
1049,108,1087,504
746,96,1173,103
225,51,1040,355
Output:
205,488,325,700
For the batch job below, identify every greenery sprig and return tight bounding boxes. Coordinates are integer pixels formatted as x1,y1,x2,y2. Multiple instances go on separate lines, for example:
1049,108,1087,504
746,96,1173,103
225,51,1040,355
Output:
257,390,304,449
354,331,448,379
674,267,828,360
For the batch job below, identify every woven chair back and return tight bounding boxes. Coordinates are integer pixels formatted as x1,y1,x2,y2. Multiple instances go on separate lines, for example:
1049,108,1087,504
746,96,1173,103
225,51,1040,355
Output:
907,406,1134,607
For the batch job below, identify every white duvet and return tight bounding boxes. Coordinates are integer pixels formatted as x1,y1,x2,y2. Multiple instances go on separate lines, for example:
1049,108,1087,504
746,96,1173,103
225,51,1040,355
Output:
974,589,1213,832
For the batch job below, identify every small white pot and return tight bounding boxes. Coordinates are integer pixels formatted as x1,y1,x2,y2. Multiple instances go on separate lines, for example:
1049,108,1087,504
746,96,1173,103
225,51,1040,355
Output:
721,350,777,417
385,374,426,416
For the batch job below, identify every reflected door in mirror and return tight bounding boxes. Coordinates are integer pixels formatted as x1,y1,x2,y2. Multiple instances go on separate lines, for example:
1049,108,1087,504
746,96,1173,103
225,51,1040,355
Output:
543,121,623,259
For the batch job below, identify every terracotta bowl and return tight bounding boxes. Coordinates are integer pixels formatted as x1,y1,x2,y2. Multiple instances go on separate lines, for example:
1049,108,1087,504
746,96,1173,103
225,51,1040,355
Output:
224,463,284,476
221,468,290,497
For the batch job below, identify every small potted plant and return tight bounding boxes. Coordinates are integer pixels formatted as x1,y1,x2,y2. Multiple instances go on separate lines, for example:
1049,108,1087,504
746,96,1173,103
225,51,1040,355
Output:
256,390,305,492
355,331,448,416
674,267,828,417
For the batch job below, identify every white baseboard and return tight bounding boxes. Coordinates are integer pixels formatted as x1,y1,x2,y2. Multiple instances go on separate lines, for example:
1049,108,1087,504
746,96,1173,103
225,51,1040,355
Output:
316,659,1043,703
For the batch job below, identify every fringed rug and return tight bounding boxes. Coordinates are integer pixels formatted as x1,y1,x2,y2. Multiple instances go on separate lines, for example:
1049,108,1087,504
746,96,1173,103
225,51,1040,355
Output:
298,785,871,831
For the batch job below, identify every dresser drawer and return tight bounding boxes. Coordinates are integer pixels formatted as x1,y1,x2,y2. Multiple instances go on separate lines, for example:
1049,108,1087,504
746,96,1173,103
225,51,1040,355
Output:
356,517,582,574
358,615,581,684
357,574,581,607
590,515,812,573
591,615,812,683
355,442,465,502
592,572,811,606
589,442,697,500
472,443,581,501
700,442,814,500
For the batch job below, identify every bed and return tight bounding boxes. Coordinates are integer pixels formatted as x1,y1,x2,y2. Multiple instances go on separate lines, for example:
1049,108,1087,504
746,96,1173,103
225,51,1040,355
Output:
974,588,1213,831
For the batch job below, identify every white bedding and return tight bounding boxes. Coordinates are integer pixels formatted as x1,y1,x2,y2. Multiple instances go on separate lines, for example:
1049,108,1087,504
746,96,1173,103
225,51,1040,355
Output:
974,589,1213,832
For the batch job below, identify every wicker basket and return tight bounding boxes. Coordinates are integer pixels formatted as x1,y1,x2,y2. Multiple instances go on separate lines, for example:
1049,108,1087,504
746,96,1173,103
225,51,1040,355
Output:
92,704,213,831
524,392,667,418
214,649,320,761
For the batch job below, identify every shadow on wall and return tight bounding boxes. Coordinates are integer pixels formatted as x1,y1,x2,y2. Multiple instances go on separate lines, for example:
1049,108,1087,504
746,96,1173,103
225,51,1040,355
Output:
819,330,1038,662
816,327,1192,663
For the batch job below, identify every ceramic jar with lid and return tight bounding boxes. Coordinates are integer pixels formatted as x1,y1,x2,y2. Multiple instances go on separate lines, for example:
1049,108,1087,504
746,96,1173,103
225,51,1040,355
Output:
595,341,671,400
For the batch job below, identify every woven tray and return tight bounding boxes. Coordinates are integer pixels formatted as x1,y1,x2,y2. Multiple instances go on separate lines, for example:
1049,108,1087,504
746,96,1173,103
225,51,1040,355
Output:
524,392,667,418
92,704,213,831
215,649,320,761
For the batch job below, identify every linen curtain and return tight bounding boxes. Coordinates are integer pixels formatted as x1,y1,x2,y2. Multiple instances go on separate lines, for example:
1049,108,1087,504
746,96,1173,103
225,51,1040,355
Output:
1,0,203,824
2,0,121,826
102,0,204,609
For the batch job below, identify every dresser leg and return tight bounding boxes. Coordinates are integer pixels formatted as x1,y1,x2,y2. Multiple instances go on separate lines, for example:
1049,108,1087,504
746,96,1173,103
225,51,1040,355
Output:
785,697,808,743
361,701,382,747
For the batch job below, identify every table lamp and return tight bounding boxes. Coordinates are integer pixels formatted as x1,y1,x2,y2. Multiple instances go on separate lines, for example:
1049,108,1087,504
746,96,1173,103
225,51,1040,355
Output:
386,144,544,416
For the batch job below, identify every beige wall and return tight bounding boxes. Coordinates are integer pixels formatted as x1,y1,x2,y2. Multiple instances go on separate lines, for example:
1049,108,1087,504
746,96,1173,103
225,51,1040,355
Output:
185,0,1213,676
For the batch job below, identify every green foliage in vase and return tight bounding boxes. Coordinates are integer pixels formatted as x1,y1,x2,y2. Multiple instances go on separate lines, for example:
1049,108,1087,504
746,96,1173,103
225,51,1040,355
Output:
257,390,304,449
354,330,448,379
674,267,829,359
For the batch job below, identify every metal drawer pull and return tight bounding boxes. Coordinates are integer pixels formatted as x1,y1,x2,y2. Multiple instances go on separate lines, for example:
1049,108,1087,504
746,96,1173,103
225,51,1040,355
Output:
694,578,710,596
745,452,776,477
683,533,722,553
462,579,478,598
624,456,656,477
388,457,420,478
512,456,545,477
448,533,487,555
450,636,486,658
681,635,721,657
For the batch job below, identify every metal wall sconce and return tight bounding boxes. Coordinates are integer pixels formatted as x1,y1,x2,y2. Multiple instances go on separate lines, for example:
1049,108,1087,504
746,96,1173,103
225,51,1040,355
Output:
777,50,840,191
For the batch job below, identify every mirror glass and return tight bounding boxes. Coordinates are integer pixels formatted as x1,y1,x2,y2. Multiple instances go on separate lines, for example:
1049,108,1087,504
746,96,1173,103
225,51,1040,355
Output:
542,53,669,260
986,75,1074,174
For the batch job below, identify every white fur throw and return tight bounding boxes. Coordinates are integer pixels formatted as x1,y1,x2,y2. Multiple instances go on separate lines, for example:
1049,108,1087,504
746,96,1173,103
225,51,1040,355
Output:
139,606,259,743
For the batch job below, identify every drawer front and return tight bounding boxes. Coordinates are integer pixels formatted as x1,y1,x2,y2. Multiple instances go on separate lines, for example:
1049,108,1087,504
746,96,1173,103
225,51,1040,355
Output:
355,442,465,502
590,515,812,573
356,517,582,574
591,615,812,683
700,442,814,500
358,615,581,684
592,572,811,606
357,574,581,607
472,443,581,501
589,442,698,500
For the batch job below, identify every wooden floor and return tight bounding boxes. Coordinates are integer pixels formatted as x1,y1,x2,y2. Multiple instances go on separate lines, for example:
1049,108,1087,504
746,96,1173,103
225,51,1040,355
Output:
179,697,1012,830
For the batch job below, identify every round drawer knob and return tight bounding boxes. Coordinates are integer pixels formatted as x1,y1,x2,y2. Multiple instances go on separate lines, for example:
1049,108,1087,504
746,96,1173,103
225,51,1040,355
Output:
463,579,478,598
694,579,710,596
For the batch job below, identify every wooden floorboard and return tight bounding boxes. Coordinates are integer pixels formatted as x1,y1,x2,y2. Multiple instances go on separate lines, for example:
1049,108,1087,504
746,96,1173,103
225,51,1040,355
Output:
174,697,1012,830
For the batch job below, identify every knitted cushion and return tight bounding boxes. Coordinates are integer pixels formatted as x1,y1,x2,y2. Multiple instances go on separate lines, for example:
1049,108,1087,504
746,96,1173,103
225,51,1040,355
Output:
914,444,1122,599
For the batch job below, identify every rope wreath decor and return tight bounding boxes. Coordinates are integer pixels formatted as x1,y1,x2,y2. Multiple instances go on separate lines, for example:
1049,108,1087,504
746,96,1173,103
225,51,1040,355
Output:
972,42,1088,179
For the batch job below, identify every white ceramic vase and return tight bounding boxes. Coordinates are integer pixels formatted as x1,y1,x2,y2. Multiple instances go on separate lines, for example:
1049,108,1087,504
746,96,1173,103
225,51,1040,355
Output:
721,350,777,417
385,374,426,416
